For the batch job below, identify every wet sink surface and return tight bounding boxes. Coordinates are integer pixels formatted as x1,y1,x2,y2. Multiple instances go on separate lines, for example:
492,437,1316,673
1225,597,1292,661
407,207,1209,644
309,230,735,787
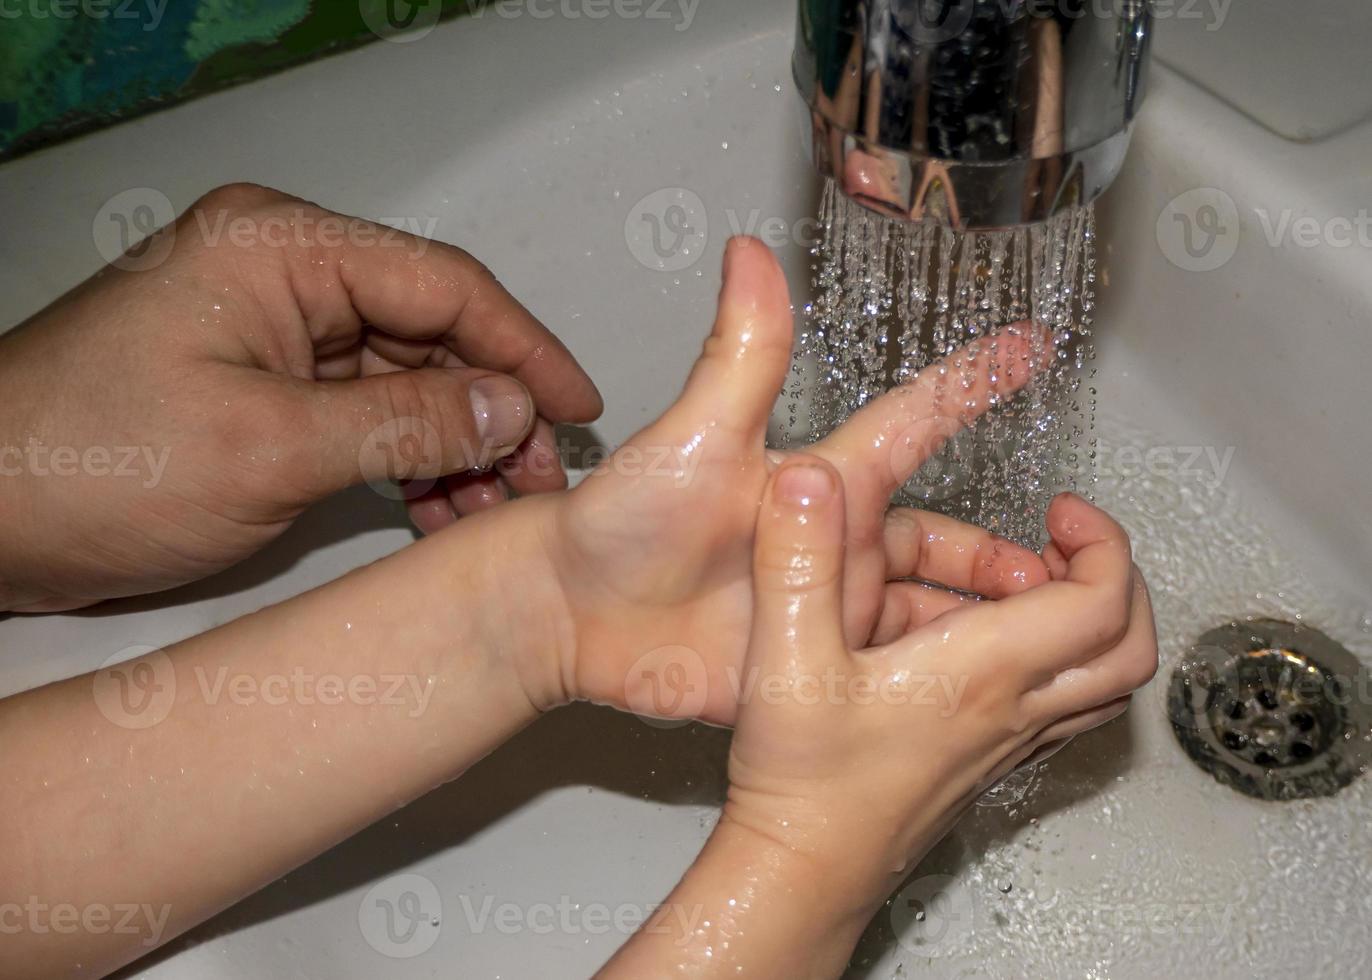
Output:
0,2,1368,977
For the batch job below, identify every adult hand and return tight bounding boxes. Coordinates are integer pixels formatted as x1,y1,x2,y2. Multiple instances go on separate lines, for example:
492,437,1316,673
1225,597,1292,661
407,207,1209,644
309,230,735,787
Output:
0,184,601,612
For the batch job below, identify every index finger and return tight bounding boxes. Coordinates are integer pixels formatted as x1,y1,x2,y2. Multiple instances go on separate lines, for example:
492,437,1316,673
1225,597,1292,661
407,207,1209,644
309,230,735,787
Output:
332,235,603,423
814,322,1049,501
204,185,605,424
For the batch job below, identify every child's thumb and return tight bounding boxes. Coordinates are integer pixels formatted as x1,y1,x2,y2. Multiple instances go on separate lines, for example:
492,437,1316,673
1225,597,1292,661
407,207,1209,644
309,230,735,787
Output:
751,456,849,667
669,237,794,444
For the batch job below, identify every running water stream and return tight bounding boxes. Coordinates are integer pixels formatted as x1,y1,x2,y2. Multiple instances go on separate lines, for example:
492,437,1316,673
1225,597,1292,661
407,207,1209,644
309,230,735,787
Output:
780,179,1099,550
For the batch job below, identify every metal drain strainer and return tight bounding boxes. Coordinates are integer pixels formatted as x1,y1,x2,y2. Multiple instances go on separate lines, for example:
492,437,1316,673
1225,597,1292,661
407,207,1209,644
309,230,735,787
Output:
1167,619,1372,800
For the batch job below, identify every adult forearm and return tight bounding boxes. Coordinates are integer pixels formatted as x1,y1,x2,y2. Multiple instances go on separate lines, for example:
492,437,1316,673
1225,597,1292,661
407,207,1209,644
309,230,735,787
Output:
0,498,566,978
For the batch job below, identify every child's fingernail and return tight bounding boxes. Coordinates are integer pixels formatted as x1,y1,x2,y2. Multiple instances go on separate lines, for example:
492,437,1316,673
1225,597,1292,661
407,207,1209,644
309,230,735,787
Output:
470,376,532,452
776,464,833,507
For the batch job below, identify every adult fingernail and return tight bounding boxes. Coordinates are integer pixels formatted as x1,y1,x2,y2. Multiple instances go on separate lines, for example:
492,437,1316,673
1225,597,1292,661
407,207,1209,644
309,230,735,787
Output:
470,376,531,454
776,464,833,507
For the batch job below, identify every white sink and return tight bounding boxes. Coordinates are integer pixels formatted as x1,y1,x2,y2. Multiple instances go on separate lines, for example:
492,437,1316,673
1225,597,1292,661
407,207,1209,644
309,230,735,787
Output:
0,3,1368,978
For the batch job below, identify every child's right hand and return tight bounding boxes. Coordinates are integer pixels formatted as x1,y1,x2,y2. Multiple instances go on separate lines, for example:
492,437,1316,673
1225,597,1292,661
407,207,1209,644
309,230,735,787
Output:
723,457,1158,896
599,458,1158,978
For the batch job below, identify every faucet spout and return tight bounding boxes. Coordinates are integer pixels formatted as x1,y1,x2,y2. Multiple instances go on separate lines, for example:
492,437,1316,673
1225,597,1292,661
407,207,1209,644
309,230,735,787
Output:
793,0,1152,229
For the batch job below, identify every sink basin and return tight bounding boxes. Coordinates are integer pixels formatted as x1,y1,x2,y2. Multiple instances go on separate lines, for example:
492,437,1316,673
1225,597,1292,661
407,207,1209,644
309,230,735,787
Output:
0,2,1367,977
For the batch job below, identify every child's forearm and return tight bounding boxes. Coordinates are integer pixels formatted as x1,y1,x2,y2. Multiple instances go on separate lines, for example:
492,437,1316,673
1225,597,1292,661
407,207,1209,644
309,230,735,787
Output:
597,814,891,980
0,498,567,979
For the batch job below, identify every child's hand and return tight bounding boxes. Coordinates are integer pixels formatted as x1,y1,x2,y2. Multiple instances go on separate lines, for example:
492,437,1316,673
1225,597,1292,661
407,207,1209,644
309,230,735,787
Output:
598,461,1156,979
532,238,1051,722
724,458,1158,890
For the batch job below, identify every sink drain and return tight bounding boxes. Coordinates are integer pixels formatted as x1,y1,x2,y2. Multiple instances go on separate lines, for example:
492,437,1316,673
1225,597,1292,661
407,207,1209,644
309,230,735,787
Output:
1167,619,1372,800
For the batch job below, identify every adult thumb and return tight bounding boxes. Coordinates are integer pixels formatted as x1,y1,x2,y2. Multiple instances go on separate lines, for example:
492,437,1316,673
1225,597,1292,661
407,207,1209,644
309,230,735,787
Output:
299,368,534,497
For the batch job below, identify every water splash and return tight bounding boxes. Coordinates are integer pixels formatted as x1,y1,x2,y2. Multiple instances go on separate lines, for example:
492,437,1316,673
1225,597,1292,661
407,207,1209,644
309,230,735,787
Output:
781,179,1097,549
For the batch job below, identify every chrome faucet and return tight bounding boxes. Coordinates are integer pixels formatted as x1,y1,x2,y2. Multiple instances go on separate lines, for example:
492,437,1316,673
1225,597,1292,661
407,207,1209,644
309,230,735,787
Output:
793,0,1152,228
